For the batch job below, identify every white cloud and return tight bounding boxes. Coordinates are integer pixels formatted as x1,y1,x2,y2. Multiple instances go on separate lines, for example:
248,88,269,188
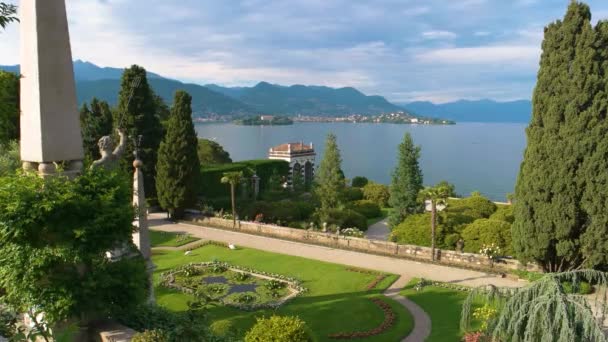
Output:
474,31,491,36
421,30,457,40
416,45,540,65
403,6,430,17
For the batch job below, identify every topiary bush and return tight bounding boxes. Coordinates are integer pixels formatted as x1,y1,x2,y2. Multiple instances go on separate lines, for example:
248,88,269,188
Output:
390,213,448,247
209,319,234,338
362,182,390,207
351,176,369,188
461,219,513,255
245,316,312,342
446,195,497,219
349,200,382,218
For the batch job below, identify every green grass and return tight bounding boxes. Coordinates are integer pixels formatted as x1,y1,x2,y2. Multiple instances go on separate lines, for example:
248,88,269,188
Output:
152,245,413,341
366,208,393,227
150,230,199,247
401,279,479,342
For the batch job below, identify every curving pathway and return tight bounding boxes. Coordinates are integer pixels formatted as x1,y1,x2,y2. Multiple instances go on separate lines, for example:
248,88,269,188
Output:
366,218,391,240
148,213,522,341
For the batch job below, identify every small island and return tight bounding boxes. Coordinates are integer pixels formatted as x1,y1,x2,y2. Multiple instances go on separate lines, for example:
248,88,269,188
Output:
234,115,294,126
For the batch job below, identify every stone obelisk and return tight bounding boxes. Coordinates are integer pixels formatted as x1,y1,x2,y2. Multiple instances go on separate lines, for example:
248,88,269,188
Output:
132,156,155,303
20,0,83,176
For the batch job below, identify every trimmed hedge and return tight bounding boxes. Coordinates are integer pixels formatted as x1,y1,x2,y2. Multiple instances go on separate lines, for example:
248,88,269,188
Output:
241,200,315,224
348,200,382,219
200,160,289,198
245,316,312,342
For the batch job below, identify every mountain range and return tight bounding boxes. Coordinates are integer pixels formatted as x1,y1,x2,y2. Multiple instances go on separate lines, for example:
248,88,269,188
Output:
0,60,532,122
400,99,532,123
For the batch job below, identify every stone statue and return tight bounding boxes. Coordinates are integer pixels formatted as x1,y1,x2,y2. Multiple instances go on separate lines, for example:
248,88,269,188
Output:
91,129,127,170
456,238,464,253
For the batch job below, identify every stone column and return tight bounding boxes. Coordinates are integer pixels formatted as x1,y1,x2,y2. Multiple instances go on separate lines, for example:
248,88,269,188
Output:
20,0,83,176
132,158,155,303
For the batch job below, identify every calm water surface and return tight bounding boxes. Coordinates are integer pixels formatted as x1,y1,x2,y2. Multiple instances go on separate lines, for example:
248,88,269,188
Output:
195,122,527,201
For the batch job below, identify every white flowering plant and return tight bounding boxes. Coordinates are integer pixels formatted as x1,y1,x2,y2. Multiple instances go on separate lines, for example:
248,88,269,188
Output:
340,228,365,238
479,243,501,267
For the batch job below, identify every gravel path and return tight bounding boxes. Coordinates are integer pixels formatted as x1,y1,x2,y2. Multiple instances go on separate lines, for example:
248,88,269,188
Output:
366,218,391,240
148,213,522,341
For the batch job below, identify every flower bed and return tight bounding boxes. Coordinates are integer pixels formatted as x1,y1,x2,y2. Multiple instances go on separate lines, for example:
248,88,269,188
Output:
328,298,396,339
345,267,387,291
160,261,308,311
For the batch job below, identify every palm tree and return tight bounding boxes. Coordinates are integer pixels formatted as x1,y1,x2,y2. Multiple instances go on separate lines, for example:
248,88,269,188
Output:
221,171,243,228
0,3,18,30
418,182,452,261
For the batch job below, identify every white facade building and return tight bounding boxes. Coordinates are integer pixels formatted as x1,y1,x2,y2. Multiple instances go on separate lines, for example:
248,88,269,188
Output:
268,142,316,188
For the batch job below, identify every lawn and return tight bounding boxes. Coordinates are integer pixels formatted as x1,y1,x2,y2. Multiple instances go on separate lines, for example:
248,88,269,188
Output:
149,230,200,247
152,245,413,341
401,279,480,342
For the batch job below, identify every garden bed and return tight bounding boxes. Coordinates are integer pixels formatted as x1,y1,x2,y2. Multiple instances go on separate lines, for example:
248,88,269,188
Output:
160,261,306,310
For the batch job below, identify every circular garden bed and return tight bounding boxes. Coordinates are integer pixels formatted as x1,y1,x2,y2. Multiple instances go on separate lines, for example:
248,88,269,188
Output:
160,261,307,310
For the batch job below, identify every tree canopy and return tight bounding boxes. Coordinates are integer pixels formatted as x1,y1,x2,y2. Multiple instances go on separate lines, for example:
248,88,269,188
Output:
114,65,163,200
197,139,232,165
80,98,113,161
156,90,201,219
314,133,345,212
0,70,19,145
389,132,423,226
513,1,608,271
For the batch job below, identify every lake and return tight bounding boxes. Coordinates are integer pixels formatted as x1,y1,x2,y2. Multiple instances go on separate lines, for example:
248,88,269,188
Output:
195,122,527,202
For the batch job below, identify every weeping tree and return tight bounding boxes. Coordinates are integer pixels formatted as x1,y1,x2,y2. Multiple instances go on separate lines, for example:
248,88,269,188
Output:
461,270,608,342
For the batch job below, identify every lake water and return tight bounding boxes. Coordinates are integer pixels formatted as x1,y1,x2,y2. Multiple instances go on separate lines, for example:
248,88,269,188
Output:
195,122,528,202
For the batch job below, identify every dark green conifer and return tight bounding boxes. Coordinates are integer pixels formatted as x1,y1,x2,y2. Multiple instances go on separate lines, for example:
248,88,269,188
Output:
156,90,201,219
513,2,601,271
314,134,345,211
115,65,163,199
389,132,424,227
80,98,113,161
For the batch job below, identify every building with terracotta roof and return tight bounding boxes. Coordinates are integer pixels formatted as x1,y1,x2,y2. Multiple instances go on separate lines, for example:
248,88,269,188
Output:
268,142,316,188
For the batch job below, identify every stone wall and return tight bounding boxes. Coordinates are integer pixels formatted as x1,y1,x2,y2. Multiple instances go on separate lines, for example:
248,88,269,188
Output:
189,217,540,273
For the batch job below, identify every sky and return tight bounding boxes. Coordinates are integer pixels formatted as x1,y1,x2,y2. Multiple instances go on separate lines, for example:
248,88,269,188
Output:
2,0,608,103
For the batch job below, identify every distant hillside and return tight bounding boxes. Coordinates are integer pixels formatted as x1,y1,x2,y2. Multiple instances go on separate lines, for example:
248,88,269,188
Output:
208,82,404,116
76,78,254,116
0,60,164,81
400,99,532,123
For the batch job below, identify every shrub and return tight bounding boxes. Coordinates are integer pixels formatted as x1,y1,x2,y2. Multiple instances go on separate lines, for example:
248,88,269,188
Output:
444,233,461,250
461,219,512,255
313,209,368,231
344,187,364,201
242,200,315,224
362,182,390,207
349,200,382,218
245,316,311,342
489,204,514,224
351,176,369,188
446,195,497,219
210,320,234,338
132,329,169,342
390,213,447,247
200,160,289,198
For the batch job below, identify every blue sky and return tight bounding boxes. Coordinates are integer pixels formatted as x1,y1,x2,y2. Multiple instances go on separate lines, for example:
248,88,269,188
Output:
2,0,608,103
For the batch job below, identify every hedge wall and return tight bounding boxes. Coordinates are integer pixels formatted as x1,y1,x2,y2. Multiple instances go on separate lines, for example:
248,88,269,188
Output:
199,160,290,198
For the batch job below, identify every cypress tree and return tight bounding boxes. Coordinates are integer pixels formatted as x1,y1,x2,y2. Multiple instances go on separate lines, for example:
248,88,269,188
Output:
314,133,345,211
388,132,423,227
115,65,163,200
513,1,600,272
156,90,201,219
80,98,113,161
579,20,608,269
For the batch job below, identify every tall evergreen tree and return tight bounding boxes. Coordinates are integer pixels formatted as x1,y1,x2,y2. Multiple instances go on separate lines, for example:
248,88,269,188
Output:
314,133,345,211
80,98,113,161
114,65,163,200
513,1,601,272
0,70,19,145
156,90,201,219
388,132,423,226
